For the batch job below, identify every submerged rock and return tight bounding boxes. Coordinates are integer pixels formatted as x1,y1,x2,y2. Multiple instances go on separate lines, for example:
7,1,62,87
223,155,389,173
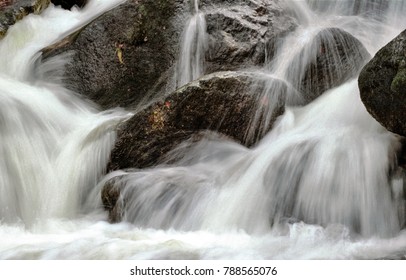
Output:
359,29,406,137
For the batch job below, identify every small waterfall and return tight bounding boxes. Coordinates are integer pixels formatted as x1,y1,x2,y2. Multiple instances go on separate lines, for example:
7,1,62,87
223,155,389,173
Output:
108,0,406,238
1,0,406,260
108,80,404,237
0,0,130,225
176,0,207,87
243,0,401,144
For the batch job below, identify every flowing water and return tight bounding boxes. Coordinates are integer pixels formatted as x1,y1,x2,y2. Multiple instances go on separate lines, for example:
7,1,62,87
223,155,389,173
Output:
176,0,207,88
0,0,406,259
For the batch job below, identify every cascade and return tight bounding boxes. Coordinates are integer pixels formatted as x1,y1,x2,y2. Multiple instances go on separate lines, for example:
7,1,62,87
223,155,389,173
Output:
0,0,405,259
0,0,130,225
176,0,208,87
109,0,406,238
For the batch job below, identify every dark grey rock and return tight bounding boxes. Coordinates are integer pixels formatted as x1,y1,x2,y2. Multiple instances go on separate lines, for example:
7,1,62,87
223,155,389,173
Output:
204,0,297,73
359,29,406,137
107,71,284,172
289,27,371,102
103,70,289,222
42,0,296,109
43,0,185,109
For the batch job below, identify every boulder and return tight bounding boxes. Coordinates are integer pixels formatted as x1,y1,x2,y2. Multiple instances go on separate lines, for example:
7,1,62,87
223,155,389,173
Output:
203,0,297,73
42,0,296,109
359,29,406,137
290,27,371,102
107,71,285,171
104,70,287,222
43,0,185,109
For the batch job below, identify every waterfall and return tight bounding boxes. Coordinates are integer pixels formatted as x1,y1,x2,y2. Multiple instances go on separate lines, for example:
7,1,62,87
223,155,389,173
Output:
0,0,406,260
110,0,406,238
109,81,403,237
0,0,130,225
176,0,207,87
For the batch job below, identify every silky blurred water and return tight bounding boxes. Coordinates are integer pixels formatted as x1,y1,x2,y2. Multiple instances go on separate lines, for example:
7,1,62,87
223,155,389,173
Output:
0,0,405,260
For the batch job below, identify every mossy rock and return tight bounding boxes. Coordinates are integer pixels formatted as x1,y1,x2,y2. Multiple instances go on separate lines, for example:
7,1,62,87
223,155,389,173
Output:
359,29,406,136
391,67,406,94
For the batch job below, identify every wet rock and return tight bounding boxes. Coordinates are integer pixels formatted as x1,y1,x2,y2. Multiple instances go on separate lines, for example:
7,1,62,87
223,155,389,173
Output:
0,0,49,39
107,71,284,171
101,178,123,223
203,0,297,73
359,29,406,137
42,0,296,109
43,0,185,109
292,27,371,102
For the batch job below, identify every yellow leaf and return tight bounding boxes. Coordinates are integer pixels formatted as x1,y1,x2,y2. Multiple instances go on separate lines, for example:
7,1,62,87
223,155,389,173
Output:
116,48,124,64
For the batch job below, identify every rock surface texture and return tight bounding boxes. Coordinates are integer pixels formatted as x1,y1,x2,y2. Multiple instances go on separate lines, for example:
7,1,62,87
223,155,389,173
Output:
43,0,185,109
42,0,297,109
107,71,279,171
292,27,371,102
359,29,406,137
203,0,297,73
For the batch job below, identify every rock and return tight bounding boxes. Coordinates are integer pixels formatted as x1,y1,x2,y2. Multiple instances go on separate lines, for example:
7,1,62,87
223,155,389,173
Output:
101,177,123,223
50,0,87,10
359,29,406,136
0,0,50,39
43,0,185,109
290,27,371,102
203,0,297,73
42,0,296,109
107,71,285,171
103,71,288,222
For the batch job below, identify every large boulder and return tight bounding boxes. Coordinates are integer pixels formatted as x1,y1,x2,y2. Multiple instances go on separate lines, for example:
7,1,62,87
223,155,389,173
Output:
359,29,406,137
104,70,287,222
107,71,285,171
43,0,185,109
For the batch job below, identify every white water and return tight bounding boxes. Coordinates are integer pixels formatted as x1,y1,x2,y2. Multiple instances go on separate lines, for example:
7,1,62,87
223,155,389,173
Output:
0,0,132,242
1,0,406,260
176,0,207,87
